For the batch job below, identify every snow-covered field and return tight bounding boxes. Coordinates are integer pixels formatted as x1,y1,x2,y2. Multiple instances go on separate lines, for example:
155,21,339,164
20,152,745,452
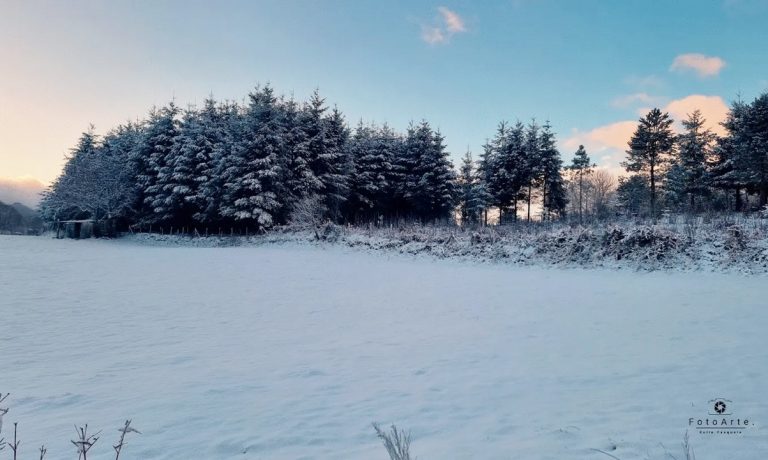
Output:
1,234,766,459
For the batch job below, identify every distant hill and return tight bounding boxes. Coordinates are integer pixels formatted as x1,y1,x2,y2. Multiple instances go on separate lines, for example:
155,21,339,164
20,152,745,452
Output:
0,200,42,234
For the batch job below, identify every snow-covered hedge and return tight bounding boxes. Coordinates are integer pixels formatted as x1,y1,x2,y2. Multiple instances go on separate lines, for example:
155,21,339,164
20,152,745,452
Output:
123,217,768,273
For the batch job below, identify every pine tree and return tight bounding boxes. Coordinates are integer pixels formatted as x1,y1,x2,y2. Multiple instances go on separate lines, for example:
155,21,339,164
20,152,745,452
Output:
190,98,231,224
42,126,137,223
41,127,99,220
458,151,482,224
617,175,650,215
677,110,716,211
569,145,592,222
711,99,749,211
345,122,397,222
220,85,284,228
136,103,181,223
523,121,541,222
294,90,348,220
403,122,456,221
99,122,143,221
476,131,499,225
538,121,567,219
622,108,676,217
489,122,527,223
322,106,351,220
280,96,315,210
161,105,205,225
735,93,768,207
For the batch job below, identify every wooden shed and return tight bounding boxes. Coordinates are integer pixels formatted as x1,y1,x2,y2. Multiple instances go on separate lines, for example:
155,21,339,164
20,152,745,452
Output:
55,219,117,239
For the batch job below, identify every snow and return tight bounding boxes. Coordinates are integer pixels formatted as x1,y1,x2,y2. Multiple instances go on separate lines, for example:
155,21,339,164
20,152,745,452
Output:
1,234,766,459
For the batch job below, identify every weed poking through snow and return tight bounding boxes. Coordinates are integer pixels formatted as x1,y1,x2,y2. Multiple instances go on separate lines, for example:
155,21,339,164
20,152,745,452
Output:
373,423,413,460
113,419,141,460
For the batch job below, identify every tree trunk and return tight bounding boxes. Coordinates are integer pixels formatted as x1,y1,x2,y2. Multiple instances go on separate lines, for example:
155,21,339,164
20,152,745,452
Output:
578,172,583,224
650,163,656,218
513,198,517,222
527,183,532,222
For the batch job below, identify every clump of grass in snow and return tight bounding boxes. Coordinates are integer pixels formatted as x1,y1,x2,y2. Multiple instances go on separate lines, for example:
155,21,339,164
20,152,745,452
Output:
373,423,413,460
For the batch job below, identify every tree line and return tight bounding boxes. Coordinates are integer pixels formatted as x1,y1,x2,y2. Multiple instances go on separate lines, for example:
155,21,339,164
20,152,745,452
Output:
40,85,568,230
615,93,768,217
41,85,768,230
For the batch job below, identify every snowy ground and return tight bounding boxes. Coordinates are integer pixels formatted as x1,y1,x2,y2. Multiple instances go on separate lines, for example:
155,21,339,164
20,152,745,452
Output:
1,234,767,459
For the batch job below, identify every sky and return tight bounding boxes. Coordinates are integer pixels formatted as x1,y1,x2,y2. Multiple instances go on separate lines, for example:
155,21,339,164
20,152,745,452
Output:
1,0,767,206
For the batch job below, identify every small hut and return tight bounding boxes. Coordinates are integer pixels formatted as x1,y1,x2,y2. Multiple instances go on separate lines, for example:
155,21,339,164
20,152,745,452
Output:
56,219,117,239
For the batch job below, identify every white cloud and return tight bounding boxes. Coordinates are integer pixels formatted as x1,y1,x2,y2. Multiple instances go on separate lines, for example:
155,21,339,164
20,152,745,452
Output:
421,7,467,45
438,7,466,33
662,94,729,136
670,53,726,78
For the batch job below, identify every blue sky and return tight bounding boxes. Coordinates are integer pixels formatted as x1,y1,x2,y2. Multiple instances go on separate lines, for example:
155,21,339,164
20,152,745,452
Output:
1,0,767,200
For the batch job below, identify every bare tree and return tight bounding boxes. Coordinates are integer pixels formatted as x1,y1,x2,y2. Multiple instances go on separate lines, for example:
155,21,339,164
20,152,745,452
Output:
588,169,617,219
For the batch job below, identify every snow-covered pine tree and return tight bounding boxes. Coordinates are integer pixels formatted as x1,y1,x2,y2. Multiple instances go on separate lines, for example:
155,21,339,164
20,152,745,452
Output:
478,122,506,223
279,96,315,214
458,151,483,225
98,122,143,221
402,121,456,221
190,98,232,224
291,90,338,219
322,106,351,220
490,122,527,223
135,103,181,223
345,121,395,223
219,85,284,228
538,121,567,220
372,124,401,220
40,126,99,221
41,125,139,223
391,122,421,219
734,92,768,207
161,105,206,225
423,128,457,221
710,99,749,211
677,110,716,211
